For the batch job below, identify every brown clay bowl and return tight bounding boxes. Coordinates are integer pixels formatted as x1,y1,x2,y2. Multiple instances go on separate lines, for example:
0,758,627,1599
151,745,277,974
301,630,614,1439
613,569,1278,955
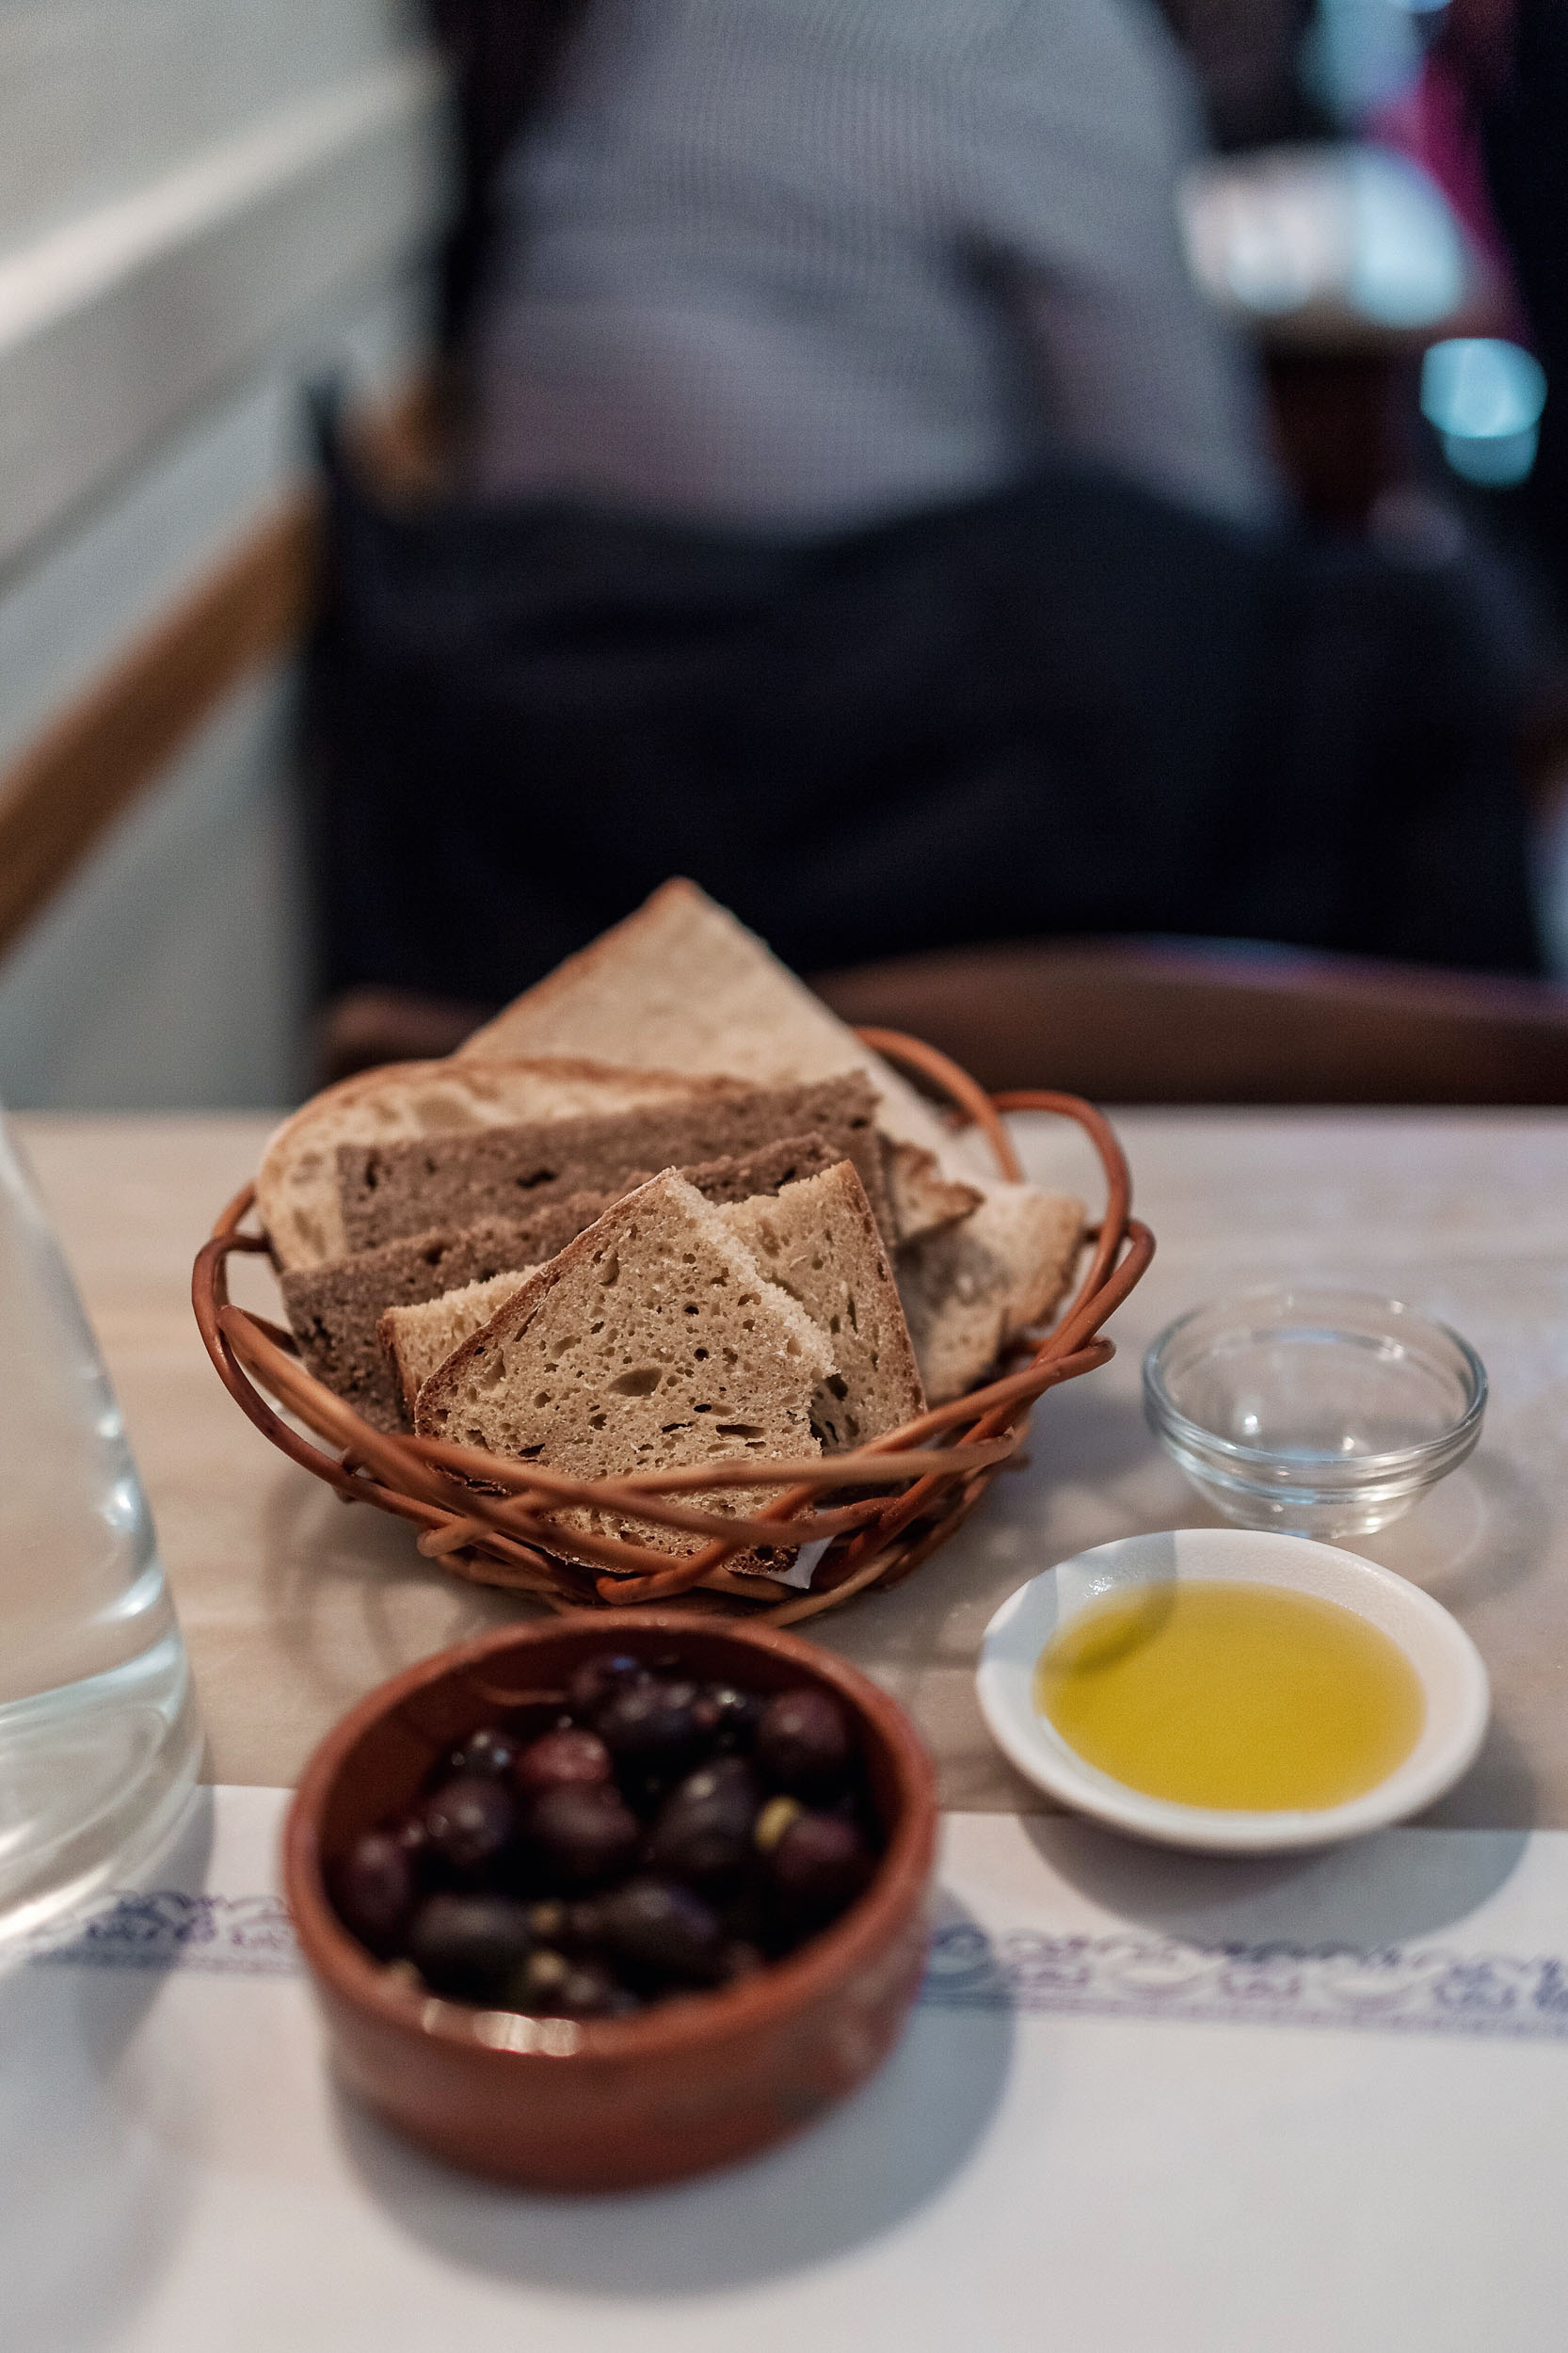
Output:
284,1610,937,2191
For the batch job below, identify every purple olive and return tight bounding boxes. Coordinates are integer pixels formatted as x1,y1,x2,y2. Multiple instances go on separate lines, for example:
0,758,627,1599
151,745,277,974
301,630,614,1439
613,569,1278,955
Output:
755,1689,853,1797
568,1652,648,1718
767,1810,872,1927
330,1830,417,1954
693,1682,764,1751
406,1893,534,1999
525,1781,641,1887
449,1724,520,1781
596,1677,708,1776
514,1726,614,1799
597,1877,728,1984
645,1757,760,1890
422,1774,516,1874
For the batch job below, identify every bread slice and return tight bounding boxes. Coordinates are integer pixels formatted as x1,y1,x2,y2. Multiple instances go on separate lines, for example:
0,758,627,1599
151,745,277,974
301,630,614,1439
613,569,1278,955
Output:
335,1076,890,1255
897,1187,1086,1401
885,1141,984,1241
379,1271,537,1420
258,1053,738,1272
280,1137,852,1432
415,1173,832,1566
457,879,994,1209
455,883,1086,1398
720,1164,924,1450
280,1202,627,1431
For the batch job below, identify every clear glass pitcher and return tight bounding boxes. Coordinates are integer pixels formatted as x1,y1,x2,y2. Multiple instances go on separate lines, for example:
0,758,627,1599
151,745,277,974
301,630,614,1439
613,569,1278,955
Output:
0,1112,201,1939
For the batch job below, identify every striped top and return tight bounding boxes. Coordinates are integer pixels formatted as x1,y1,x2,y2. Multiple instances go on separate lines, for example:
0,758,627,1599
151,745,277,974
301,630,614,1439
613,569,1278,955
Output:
471,0,1281,531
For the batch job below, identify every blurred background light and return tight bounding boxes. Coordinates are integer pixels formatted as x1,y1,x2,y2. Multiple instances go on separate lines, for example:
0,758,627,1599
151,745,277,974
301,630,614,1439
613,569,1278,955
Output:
1420,338,1548,487
1183,145,1468,335
1301,0,1426,124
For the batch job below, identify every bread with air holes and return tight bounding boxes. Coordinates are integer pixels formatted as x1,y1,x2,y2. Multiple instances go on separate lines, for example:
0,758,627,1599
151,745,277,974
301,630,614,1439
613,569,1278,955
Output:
414,1172,831,1566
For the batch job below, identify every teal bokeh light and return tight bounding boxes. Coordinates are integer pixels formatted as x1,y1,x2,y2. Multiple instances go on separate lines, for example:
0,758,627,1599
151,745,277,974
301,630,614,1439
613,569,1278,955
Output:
1420,339,1548,487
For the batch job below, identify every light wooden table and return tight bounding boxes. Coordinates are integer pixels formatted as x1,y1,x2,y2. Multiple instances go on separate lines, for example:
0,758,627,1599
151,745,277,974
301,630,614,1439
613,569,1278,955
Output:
18,1109,1568,1825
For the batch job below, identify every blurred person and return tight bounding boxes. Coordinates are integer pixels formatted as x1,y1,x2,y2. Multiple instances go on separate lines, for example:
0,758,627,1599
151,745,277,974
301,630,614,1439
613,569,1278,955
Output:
308,0,1541,1019
468,0,1279,531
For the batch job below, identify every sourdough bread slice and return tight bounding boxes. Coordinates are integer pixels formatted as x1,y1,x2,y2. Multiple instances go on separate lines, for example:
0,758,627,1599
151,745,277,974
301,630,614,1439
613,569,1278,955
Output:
258,1054,738,1272
280,1137,851,1432
280,1201,626,1431
379,1272,537,1420
720,1164,925,1450
336,1077,890,1254
456,879,994,1207
414,1172,832,1566
453,883,1088,1400
896,1187,1085,1401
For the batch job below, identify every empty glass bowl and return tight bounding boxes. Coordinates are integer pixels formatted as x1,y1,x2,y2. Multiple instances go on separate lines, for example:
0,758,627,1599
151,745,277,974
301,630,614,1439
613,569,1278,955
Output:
1143,1287,1486,1539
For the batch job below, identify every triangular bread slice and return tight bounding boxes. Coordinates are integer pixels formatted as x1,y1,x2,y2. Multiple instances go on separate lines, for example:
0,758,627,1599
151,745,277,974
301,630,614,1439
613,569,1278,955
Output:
414,1172,831,1565
897,1186,1086,1402
457,879,995,1212
719,1164,924,1450
380,1271,538,1420
258,1053,739,1271
456,880,1084,1370
280,1136,854,1433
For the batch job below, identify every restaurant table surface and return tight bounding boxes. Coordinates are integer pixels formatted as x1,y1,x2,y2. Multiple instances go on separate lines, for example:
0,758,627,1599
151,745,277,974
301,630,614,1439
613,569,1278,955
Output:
17,1105,1568,1828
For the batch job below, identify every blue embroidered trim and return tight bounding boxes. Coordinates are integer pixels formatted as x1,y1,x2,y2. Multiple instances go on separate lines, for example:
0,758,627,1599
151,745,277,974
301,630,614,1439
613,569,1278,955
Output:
22,1890,299,1977
921,1922,1568,2041
25,1897,1568,2041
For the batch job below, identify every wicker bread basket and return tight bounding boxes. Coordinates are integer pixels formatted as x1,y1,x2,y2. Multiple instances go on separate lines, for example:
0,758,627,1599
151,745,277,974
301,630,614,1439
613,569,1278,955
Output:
192,1030,1152,1627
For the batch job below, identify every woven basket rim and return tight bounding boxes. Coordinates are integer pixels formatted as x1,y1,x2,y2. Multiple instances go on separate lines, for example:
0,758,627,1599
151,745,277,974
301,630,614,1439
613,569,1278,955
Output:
191,1031,1153,1624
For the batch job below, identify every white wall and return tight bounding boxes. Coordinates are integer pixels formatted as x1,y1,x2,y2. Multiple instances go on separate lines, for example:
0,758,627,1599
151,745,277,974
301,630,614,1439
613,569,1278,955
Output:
0,0,446,1109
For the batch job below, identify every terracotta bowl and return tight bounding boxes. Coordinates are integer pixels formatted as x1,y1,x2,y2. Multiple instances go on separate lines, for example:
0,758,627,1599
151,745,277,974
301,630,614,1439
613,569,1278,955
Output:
284,1611,938,2191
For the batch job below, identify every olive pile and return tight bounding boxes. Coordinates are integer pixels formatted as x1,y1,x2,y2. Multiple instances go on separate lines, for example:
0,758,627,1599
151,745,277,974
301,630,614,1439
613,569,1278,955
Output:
329,1652,880,2018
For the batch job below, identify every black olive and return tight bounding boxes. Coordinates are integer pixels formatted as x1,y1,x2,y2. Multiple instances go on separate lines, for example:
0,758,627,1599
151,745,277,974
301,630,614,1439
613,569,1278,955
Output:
692,1683,764,1750
597,1877,728,1985
330,1830,417,1954
422,1774,516,1875
595,1677,708,1775
755,1688,853,1797
448,1724,520,1781
767,1810,872,1928
645,1757,760,1890
525,1781,641,1887
568,1652,648,1719
391,1807,434,1864
720,1940,766,1984
514,1725,614,1798
406,1893,535,1999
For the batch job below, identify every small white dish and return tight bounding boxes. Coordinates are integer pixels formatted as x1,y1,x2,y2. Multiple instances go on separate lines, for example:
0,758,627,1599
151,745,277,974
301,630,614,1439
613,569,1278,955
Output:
977,1529,1489,1854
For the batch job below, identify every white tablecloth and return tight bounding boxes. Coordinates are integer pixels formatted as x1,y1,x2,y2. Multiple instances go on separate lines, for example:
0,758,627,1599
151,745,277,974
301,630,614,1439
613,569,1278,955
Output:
8,1786,1568,2353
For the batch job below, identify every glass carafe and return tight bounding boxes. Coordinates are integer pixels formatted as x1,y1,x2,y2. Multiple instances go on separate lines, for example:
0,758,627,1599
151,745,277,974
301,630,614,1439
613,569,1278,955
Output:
0,1112,200,1939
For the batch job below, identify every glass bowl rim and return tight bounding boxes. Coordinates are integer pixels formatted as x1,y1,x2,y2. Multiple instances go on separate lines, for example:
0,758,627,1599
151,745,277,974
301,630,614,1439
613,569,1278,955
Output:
1142,1284,1488,1479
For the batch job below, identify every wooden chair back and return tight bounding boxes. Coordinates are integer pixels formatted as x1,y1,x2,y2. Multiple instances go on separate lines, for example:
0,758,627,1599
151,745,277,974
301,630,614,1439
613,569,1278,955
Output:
810,938,1568,1104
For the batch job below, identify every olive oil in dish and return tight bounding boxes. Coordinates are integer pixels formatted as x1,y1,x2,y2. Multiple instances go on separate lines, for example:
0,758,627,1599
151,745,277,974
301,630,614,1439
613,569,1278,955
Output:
1034,1581,1425,1811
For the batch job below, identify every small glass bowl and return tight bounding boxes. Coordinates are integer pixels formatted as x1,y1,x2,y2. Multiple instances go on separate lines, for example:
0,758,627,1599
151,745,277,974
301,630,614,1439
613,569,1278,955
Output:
1143,1286,1487,1540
